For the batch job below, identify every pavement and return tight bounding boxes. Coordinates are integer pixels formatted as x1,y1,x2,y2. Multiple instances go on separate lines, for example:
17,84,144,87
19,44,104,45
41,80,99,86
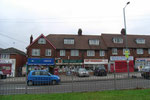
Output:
0,72,142,84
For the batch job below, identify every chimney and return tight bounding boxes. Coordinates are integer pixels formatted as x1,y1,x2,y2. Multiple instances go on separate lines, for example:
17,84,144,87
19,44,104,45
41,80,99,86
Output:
121,28,126,35
30,35,33,44
78,28,82,36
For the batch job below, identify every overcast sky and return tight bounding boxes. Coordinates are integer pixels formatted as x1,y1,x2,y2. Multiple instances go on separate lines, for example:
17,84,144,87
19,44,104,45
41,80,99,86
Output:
0,0,150,52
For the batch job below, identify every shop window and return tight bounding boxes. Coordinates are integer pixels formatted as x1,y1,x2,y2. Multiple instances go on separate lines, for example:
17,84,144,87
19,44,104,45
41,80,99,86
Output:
60,50,65,56
123,49,130,55
87,50,95,56
45,49,51,56
112,48,118,55
32,49,40,56
137,49,143,54
100,50,105,56
89,39,99,45
38,38,46,44
1,54,10,59
71,50,79,56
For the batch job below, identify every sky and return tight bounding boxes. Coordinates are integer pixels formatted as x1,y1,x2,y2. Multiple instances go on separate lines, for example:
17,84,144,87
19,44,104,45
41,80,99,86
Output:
0,0,150,52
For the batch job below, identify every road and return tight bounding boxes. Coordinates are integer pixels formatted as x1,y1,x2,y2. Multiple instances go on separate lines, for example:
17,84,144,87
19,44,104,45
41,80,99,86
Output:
1,78,150,95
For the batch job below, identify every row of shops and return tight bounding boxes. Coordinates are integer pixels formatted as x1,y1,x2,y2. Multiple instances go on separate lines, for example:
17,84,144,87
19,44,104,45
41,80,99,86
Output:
1,56,150,77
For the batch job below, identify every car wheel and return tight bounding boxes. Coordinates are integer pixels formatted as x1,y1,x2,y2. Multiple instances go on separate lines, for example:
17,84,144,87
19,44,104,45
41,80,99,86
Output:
52,80,57,85
28,81,33,86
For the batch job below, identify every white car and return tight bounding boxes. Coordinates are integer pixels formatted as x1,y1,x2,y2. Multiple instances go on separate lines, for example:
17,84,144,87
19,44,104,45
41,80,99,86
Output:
77,68,89,77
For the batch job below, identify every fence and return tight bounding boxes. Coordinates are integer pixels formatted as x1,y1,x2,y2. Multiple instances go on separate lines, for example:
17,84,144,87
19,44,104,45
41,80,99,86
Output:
0,70,150,95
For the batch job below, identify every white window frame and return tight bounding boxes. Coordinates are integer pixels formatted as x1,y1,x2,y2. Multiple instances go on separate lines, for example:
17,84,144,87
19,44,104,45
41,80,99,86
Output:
113,37,123,43
1,54,10,59
136,38,145,44
32,49,40,56
123,49,130,55
112,48,118,55
148,49,150,54
38,38,46,44
99,50,105,56
60,50,65,56
71,50,79,56
137,49,143,54
45,49,51,56
89,39,99,45
64,39,74,44
87,50,95,56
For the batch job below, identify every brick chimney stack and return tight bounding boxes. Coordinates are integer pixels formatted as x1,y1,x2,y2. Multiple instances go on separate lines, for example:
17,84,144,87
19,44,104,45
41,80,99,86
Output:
121,28,126,35
78,28,82,36
30,35,33,44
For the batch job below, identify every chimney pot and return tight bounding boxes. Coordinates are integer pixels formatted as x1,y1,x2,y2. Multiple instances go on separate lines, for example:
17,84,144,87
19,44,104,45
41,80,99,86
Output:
78,28,82,36
30,35,33,44
121,28,126,35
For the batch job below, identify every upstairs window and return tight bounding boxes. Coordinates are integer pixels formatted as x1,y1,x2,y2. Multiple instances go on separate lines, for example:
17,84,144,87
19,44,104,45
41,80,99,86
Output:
45,49,51,56
137,49,143,54
60,50,65,56
113,37,123,43
87,50,95,56
32,49,40,56
136,38,145,44
71,50,79,56
100,50,105,56
38,38,46,44
1,54,10,59
148,49,150,54
112,48,118,55
64,39,74,44
89,39,99,45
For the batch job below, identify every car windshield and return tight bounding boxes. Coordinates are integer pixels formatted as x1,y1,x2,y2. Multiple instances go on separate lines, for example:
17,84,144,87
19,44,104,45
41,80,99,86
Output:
97,66,105,69
143,66,150,69
79,68,86,72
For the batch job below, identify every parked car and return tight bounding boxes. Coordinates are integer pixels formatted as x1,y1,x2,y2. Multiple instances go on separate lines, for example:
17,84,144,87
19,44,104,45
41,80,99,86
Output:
94,66,107,76
0,70,7,79
141,66,150,79
77,68,89,77
27,70,60,86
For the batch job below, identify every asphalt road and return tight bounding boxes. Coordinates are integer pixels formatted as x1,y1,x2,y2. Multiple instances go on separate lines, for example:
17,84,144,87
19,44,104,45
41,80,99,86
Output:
1,78,150,95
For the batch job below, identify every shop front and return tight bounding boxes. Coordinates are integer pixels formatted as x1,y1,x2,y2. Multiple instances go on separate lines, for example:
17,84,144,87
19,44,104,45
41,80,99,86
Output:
109,56,134,73
56,59,83,75
84,59,108,73
27,58,55,74
135,58,150,71
0,59,16,77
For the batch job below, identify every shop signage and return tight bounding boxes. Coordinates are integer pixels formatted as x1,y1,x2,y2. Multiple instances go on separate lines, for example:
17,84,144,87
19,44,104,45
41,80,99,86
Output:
136,58,150,61
27,58,54,65
110,56,133,61
84,59,108,64
0,59,13,64
56,59,83,63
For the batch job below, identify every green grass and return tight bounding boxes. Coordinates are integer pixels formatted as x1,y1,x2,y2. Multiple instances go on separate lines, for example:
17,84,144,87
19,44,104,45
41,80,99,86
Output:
1,89,150,100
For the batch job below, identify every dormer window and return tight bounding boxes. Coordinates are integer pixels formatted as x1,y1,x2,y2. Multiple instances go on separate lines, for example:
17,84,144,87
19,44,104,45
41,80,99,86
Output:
113,37,123,43
89,39,99,45
64,39,74,44
38,38,46,44
136,38,145,44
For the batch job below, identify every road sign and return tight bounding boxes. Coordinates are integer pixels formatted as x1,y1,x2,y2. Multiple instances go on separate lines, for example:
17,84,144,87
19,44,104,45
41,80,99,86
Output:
125,50,129,58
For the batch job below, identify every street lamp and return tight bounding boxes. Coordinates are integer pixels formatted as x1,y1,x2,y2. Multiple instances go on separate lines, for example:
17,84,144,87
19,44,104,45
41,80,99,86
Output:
123,1,130,78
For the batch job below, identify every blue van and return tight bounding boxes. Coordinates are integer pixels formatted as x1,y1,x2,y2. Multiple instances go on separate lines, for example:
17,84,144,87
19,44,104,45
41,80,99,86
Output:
27,70,60,86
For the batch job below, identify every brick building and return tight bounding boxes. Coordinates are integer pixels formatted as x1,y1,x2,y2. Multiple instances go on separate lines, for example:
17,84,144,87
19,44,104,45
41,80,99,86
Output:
101,33,150,71
26,29,150,74
0,47,26,77
26,30,108,74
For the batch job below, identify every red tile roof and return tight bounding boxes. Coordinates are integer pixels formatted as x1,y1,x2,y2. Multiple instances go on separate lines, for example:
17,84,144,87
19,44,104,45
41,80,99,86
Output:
46,34,107,50
101,33,150,48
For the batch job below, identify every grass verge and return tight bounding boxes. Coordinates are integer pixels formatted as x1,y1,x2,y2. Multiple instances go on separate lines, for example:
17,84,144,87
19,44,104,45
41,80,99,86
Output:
1,89,150,100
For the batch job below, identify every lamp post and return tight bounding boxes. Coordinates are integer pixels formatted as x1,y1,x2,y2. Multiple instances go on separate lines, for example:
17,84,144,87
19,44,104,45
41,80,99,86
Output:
123,1,130,78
